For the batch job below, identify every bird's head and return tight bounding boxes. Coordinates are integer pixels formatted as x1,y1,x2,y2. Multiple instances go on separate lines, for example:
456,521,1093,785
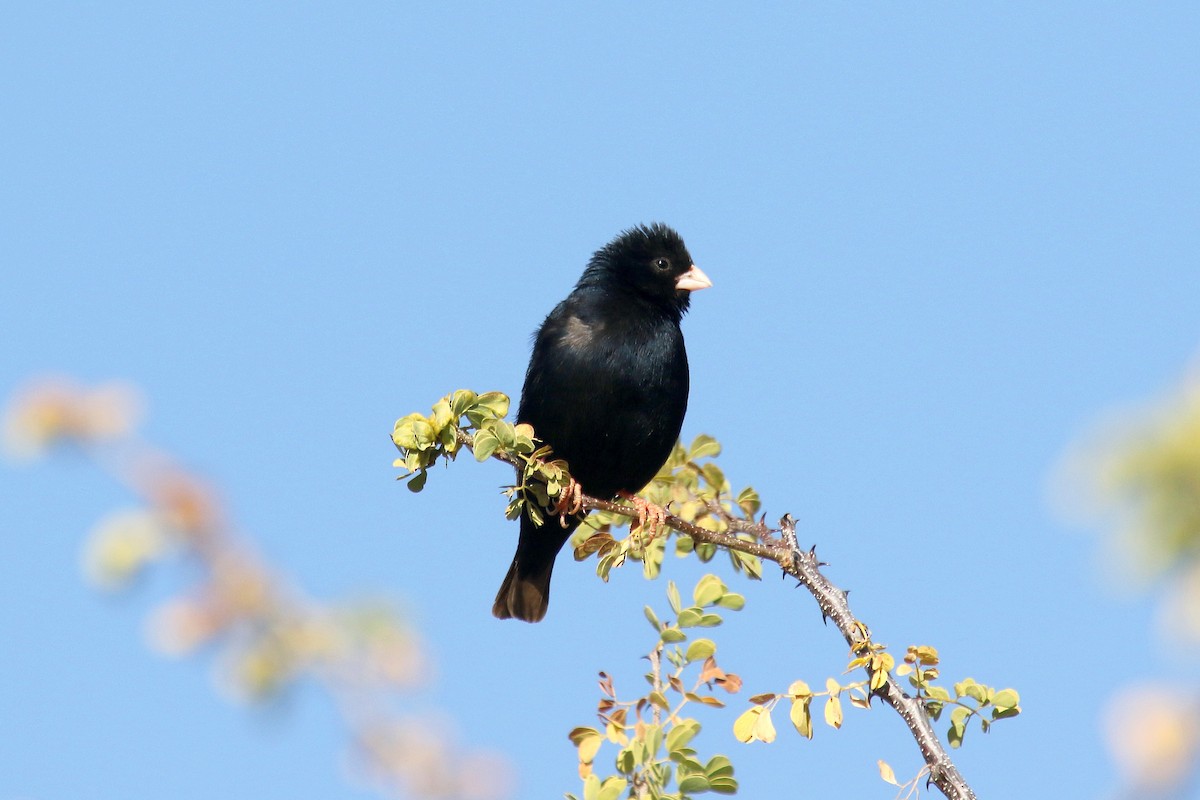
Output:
583,223,712,318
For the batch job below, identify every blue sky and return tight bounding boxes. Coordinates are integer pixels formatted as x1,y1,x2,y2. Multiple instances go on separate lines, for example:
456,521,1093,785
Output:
2,3,1199,798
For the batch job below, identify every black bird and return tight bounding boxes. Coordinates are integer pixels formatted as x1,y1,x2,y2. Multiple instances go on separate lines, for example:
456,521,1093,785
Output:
493,223,711,622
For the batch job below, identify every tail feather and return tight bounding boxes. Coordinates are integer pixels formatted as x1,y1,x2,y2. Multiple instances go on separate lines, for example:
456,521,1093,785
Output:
493,512,580,622
492,556,554,622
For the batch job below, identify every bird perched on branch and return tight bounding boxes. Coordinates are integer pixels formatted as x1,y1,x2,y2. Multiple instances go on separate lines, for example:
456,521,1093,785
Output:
493,223,712,622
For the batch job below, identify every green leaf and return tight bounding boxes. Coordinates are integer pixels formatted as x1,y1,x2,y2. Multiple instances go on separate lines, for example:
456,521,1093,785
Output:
644,605,661,632
947,724,964,749
692,574,725,607
596,777,628,800
667,581,682,615
678,775,710,793
684,638,716,664
660,626,687,643
644,722,663,754
735,486,760,516
488,419,516,448
709,776,738,795
715,593,745,611
925,685,951,701
431,398,453,430
410,418,436,448
705,755,733,779
472,429,500,461
666,720,701,753
504,496,524,520
688,434,722,460
949,705,970,748
470,391,510,422
677,608,703,628
992,688,1020,709
700,463,727,492
955,678,986,704
450,389,478,417
730,549,763,579
406,470,428,493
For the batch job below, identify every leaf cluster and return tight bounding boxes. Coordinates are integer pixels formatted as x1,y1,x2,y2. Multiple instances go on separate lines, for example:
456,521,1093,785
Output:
571,435,764,582
899,646,1021,748
566,575,746,800
732,643,1019,755
393,390,582,531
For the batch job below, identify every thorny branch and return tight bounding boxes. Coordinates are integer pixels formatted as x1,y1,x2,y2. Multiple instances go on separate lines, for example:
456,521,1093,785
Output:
457,429,977,800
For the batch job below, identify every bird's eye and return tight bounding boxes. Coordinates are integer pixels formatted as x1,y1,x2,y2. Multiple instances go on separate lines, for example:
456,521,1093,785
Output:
654,258,671,271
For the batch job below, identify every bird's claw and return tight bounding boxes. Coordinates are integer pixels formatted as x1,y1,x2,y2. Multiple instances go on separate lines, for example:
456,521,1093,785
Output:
554,477,585,527
619,491,667,541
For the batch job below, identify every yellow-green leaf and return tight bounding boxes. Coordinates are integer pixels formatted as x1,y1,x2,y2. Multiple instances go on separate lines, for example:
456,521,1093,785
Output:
733,707,762,743
473,391,510,419
790,696,813,739
693,574,725,607
667,581,682,615
666,720,700,753
754,706,777,743
569,727,603,764
450,389,478,416
824,695,843,729
688,434,721,460
596,777,627,800
685,638,716,664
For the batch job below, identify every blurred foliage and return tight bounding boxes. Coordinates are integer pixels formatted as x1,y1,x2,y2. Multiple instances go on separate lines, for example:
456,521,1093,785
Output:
1086,379,1200,580
4,377,509,800
1068,374,1200,798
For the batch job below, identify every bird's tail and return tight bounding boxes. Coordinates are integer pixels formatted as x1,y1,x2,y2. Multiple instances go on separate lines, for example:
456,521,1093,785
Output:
491,556,555,623
492,513,579,622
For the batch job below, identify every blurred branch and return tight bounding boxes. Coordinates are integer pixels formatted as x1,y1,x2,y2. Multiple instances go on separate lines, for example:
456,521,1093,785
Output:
4,377,509,800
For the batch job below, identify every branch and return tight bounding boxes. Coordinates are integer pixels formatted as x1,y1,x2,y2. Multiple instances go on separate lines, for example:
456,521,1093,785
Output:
456,428,977,800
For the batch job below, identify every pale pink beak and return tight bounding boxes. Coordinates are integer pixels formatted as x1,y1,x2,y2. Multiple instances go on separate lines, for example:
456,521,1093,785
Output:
675,264,713,292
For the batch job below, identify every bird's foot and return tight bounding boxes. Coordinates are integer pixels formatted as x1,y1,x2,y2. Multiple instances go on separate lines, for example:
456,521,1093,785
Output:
553,477,585,527
618,491,668,541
